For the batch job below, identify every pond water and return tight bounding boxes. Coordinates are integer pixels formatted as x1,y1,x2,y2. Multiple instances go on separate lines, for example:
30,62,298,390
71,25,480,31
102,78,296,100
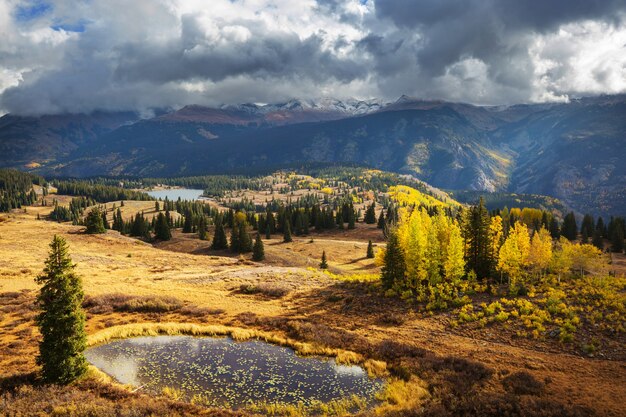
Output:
146,188,204,201
85,336,384,409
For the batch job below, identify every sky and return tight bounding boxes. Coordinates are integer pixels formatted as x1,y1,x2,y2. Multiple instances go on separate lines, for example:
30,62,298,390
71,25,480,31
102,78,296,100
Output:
0,0,625,115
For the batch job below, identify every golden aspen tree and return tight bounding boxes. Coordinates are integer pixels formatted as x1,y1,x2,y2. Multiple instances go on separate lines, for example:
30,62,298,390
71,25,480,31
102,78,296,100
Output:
498,233,522,288
400,208,427,289
529,227,552,279
445,221,466,283
551,237,574,283
434,212,451,259
489,215,504,269
498,222,530,291
571,244,603,278
515,222,531,268
426,215,442,285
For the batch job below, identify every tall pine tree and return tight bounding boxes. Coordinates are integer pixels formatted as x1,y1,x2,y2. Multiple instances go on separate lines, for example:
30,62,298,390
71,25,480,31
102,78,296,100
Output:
252,233,265,261
561,212,578,241
211,218,228,250
366,240,375,258
85,208,105,234
381,228,406,290
464,198,492,279
35,236,87,384
154,212,172,241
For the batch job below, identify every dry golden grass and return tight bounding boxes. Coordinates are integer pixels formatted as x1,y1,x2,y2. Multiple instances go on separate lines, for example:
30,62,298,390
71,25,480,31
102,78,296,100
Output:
1,208,625,416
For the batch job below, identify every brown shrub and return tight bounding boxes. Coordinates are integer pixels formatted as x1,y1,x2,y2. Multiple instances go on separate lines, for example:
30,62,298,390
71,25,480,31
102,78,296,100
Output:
378,313,406,326
179,305,225,318
502,371,544,396
83,293,183,314
376,340,429,360
238,283,291,298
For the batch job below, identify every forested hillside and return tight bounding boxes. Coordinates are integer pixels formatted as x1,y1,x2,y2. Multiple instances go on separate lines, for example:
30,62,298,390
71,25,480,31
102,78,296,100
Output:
1,96,624,217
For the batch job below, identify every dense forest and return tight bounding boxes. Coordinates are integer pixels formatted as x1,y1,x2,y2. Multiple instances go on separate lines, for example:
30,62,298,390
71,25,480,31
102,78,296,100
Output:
53,180,153,202
0,169,45,212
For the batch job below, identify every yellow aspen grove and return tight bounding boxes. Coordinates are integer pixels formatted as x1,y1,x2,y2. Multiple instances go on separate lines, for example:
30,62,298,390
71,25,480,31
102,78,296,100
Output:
444,221,465,283
426,214,443,284
514,222,531,268
551,237,574,283
497,222,530,291
497,232,523,289
529,227,552,279
489,215,503,266
435,212,452,262
399,208,427,287
570,244,604,278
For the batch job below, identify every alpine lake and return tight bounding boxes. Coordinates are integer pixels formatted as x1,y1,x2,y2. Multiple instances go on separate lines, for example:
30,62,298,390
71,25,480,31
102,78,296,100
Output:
146,188,205,201
85,335,384,410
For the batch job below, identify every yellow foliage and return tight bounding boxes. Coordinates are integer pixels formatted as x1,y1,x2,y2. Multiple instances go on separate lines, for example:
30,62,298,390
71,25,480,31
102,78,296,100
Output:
388,185,459,208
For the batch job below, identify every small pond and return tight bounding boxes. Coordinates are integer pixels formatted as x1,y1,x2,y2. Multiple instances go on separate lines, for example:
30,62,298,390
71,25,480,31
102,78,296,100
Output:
85,336,384,409
146,188,205,201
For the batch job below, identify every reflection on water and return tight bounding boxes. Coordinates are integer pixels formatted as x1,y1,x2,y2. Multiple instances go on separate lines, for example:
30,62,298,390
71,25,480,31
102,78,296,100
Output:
86,336,383,408
146,189,204,201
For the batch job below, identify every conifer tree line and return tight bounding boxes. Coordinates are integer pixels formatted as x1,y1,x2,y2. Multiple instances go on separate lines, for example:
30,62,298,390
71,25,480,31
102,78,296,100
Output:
381,198,623,309
49,197,97,223
54,180,153,202
0,168,44,212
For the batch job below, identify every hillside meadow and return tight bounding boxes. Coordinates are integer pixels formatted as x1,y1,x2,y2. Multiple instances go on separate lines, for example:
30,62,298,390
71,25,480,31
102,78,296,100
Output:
1,202,625,416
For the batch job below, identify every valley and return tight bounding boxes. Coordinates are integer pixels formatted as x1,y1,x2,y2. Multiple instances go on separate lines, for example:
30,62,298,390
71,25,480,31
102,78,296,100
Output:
0,167,624,416
1,95,625,218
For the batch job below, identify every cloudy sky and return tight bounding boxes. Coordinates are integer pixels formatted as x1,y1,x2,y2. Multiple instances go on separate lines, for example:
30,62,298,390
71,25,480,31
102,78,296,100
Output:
1,0,625,115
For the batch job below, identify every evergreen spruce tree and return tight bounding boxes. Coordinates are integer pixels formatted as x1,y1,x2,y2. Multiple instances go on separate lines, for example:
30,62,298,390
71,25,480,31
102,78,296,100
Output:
581,214,595,239
130,212,147,237
230,220,240,252
154,212,172,241
198,216,207,240
592,229,604,251
112,208,123,232
347,206,356,229
182,210,193,233
365,202,377,224
211,218,228,250
611,226,624,253
265,223,271,240
366,240,375,258
377,210,386,229
85,208,105,234
35,236,87,384
101,210,110,229
381,228,406,290
238,219,253,253
549,217,560,239
561,212,578,241
596,217,606,238
320,251,328,269
283,221,293,243
464,198,492,279
252,233,265,261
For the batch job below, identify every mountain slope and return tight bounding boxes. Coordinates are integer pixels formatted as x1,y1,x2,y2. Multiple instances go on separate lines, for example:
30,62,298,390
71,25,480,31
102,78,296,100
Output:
0,96,624,217
494,97,626,217
59,105,511,193
0,112,139,169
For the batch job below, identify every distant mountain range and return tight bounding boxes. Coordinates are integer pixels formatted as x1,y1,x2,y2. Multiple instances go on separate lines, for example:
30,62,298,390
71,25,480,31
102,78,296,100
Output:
0,95,624,217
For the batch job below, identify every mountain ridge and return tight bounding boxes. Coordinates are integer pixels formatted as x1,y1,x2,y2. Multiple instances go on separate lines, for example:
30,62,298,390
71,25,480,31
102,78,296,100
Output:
0,95,624,217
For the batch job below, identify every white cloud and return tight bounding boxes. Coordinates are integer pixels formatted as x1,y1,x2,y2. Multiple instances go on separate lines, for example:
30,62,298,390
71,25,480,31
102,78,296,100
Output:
0,0,624,114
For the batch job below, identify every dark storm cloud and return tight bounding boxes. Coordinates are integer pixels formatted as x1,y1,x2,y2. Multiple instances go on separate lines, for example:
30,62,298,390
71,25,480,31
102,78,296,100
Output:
375,0,626,76
113,16,365,84
369,0,626,102
376,0,626,31
0,0,625,115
